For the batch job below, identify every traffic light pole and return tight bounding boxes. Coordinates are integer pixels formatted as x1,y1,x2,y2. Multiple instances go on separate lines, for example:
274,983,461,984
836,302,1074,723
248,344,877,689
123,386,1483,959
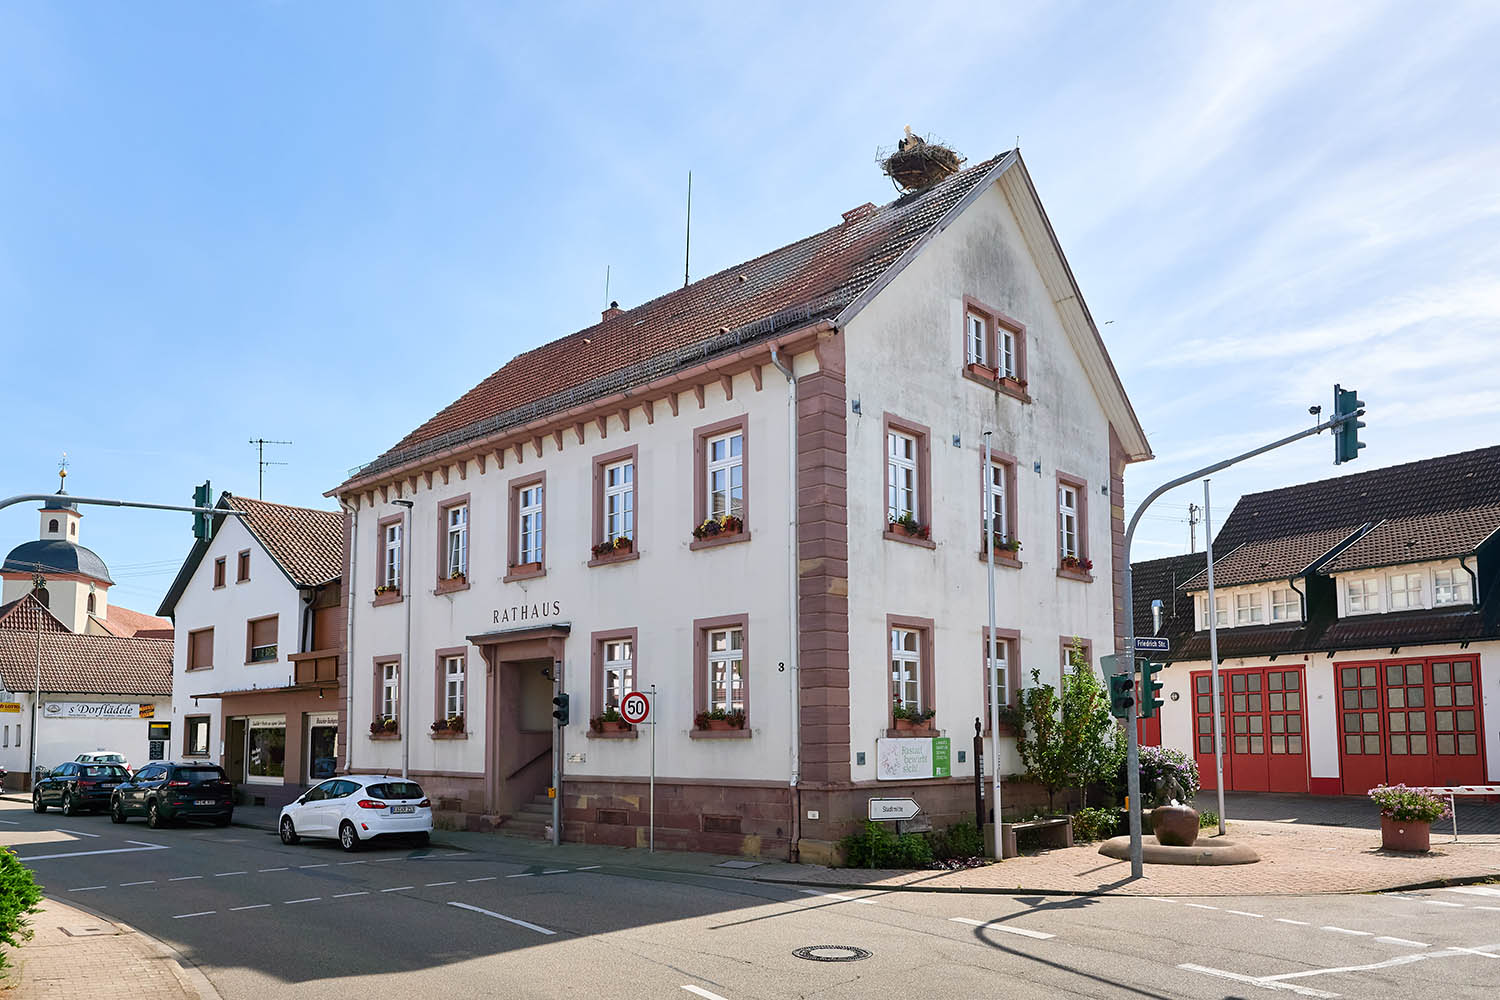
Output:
1121,403,1364,877
0,493,243,521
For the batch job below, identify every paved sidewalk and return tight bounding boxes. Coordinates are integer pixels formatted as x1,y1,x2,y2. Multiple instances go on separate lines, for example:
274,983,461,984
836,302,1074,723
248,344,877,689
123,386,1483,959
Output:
4,897,219,999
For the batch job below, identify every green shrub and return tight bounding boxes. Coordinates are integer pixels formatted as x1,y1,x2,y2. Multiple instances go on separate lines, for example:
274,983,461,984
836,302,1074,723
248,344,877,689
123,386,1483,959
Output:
1071,806,1124,842
839,821,934,869
1198,810,1220,829
929,821,985,861
0,849,42,972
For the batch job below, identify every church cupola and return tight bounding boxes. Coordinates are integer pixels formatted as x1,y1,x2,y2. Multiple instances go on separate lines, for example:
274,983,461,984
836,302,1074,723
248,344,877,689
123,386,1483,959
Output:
40,463,82,543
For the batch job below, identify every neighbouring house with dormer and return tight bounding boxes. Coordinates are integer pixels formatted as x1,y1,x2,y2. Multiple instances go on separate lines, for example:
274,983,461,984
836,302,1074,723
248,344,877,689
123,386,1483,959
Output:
1132,444,1500,795
330,147,1152,860
158,494,347,804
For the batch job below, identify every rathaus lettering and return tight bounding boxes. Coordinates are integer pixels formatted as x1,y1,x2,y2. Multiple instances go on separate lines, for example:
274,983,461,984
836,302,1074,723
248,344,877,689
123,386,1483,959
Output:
494,601,561,624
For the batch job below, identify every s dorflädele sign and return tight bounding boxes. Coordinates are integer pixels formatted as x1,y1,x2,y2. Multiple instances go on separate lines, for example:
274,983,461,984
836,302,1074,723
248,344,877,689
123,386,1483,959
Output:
43,702,155,720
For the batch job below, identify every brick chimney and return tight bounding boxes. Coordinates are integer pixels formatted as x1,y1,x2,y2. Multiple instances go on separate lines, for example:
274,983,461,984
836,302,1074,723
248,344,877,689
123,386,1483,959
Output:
601,300,623,321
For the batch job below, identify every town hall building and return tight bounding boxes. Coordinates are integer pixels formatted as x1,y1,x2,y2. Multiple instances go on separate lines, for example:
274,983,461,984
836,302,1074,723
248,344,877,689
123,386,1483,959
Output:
330,148,1152,860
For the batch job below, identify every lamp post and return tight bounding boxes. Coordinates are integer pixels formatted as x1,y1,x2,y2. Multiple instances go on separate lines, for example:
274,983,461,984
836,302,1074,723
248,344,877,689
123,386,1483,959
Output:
392,499,414,780
28,569,45,791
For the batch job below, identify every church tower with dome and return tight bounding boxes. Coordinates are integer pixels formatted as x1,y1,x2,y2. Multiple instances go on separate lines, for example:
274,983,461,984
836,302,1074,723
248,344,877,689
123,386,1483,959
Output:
0,468,118,634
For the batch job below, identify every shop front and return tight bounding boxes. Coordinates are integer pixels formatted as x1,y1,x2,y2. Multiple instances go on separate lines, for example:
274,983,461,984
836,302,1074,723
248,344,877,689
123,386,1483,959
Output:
195,682,343,797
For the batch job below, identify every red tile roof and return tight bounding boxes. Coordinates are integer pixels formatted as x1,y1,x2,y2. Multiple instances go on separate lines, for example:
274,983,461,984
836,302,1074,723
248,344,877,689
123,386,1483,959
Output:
0,630,171,696
0,593,71,634
1321,504,1500,573
1180,528,1356,591
100,604,174,640
227,495,346,587
345,154,1010,484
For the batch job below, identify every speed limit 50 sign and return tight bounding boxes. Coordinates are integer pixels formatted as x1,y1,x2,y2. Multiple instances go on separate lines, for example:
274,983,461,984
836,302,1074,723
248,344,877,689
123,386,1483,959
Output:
620,691,651,725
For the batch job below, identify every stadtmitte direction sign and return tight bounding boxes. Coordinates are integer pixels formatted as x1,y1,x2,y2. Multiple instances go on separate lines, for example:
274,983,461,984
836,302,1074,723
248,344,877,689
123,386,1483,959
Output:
868,797,921,822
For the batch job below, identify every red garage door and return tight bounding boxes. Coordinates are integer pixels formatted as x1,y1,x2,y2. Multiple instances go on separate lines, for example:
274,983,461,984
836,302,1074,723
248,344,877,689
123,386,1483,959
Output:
1191,666,1308,793
1337,655,1486,794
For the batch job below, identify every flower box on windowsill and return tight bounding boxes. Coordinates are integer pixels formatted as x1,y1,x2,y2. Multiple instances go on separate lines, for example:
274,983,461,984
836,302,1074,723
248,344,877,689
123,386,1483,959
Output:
503,561,545,583
690,515,749,551
588,716,637,739
885,517,936,549
372,586,403,607
435,573,470,595
431,716,465,739
997,375,1030,402
589,537,640,567
979,536,1023,568
889,709,936,737
1058,556,1094,582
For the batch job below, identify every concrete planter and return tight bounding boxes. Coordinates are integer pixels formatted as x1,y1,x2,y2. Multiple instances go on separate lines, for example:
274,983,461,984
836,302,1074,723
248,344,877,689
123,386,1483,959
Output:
1380,815,1431,852
1149,804,1200,847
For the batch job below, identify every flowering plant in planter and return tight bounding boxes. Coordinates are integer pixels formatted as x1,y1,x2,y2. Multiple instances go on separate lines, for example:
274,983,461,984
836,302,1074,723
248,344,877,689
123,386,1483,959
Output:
369,716,398,737
1369,784,1450,822
1138,744,1199,809
431,714,465,734
694,707,747,730
591,536,634,558
692,514,744,540
374,584,400,596
891,701,937,727
590,707,634,733
988,533,1021,554
888,512,930,540
1059,555,1093,573
448,569,467,582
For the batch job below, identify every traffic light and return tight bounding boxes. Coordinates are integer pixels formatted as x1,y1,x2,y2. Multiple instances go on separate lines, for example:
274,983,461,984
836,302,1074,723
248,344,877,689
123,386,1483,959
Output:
552,693,570,727
192,481,212,540
1141,661,1166,719
1108,673,1135,720
1332,384,1366,465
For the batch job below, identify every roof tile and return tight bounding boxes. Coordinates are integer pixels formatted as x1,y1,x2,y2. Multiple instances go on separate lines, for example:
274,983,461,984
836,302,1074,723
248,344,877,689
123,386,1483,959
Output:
226,495,345,587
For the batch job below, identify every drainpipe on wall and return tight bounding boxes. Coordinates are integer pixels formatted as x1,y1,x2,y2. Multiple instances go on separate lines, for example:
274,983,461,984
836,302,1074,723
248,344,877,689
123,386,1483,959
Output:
1288,575,1307,622
769,345,800,862
340,498,359,775
1459,554,1480,606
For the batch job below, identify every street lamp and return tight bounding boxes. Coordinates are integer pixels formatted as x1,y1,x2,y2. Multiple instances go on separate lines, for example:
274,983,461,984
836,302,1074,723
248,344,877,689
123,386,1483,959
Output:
28,569,46,791
392,499,414,780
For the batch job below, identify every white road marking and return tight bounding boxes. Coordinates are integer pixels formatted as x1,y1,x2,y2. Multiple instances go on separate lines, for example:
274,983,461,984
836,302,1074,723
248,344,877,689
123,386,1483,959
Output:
169,876,203,882
1145,896,1178,903
120,880,155,887
446,901,556,935
56,828,101,838
542,869,568,875
1184,902,1219,910
681,987,731,1000
1447,946,1500,959
230,904,270,911
1475,906,1500,913
69,886,105,892
1321,926,1372,937
1276,918,1311,926
172,911,216,920
381,886,414,892
284,897,321,904
1225,910,1264,918
576,865,600,871
505,872,534,878
426,881,457,887
1422,899,1465,908
0,820,18,825
14,842,168,862
467,877,497,883
800,889,875,905
338,860,367,866
299,864,329,869
369,858,400,863
1265,952,1435,980
333,892,369,898
258,867,288,873
1375,937,1430,948
1178,963,1339,997
1444,886,1500,898
214,871,247,877
950,916,1055,940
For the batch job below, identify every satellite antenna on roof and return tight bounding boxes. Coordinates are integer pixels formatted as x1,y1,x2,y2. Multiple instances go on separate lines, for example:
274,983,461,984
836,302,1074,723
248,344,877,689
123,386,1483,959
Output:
248,438,292,500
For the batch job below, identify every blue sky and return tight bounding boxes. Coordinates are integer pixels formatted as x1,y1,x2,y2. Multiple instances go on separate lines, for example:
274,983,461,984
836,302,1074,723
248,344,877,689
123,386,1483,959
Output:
3,2,1498,612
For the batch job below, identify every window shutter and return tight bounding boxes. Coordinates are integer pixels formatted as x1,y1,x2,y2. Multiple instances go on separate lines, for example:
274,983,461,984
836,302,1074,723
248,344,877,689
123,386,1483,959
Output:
190,629,214,668
251,617,276,648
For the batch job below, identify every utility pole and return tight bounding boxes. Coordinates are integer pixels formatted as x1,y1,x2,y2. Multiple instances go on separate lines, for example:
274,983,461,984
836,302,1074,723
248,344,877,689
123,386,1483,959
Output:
28,568,44,791
248,438,292,499
1187,503,1200,553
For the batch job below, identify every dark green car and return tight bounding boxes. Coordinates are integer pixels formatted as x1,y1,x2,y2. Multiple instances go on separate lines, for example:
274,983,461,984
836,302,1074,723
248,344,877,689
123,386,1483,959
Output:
110,762,234,828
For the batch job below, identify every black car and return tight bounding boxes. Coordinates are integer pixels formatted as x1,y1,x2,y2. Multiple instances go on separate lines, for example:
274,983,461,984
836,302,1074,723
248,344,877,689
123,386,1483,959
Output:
32,762,131,815
110,762,234,828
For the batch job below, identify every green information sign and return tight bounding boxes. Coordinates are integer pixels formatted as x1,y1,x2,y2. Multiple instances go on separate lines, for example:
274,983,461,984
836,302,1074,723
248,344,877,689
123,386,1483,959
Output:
932,737,951,778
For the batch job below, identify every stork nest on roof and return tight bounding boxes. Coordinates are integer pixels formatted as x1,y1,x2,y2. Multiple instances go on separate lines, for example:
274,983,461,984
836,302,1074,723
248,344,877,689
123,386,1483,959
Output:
878,132,964,191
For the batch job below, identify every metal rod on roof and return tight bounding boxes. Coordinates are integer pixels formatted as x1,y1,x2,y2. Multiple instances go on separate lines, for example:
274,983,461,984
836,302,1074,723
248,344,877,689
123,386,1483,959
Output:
684,170,692,288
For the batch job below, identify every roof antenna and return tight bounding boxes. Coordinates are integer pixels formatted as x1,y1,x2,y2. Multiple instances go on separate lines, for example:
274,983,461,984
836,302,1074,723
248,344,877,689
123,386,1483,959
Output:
683,170,692,288
248,438,292,500
604,264,611,309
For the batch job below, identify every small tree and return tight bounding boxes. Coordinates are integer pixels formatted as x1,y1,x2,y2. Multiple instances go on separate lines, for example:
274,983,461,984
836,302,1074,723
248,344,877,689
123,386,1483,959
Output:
1059,638,1125,808
1008,668,1068,813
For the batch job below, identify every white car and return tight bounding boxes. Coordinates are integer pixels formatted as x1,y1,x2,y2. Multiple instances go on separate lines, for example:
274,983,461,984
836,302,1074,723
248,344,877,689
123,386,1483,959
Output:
278,775,432,852
76,751,132,772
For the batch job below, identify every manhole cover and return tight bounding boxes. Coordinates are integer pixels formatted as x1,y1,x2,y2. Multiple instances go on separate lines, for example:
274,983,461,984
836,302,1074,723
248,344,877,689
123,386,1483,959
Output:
793,945,871,963
61,925,120,938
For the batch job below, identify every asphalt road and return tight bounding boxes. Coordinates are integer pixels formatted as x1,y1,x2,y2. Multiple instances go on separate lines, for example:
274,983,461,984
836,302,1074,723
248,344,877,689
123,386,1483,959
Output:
4,798,1498,999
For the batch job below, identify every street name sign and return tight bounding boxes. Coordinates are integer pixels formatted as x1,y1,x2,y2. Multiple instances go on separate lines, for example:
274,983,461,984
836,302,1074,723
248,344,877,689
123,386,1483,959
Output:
1133,637,1170,654
620,691,651,725
868,797,921,822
